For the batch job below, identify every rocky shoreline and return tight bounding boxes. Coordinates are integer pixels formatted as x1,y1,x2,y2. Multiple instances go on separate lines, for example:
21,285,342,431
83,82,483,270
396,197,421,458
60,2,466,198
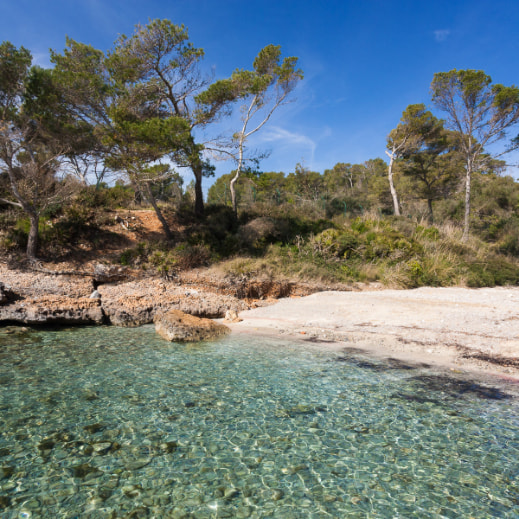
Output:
0,261,346,328
0,265,252,327
2,263,519,379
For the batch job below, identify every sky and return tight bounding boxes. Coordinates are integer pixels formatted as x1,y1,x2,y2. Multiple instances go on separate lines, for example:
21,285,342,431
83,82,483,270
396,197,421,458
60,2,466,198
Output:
2,0,519,185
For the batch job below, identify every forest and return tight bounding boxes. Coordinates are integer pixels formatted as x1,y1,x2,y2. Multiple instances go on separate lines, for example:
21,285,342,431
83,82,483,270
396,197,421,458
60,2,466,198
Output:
1,19,519,288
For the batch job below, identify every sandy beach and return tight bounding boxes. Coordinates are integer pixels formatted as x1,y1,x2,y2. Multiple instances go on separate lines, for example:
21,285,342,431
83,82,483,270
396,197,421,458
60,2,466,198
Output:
228,287,519,381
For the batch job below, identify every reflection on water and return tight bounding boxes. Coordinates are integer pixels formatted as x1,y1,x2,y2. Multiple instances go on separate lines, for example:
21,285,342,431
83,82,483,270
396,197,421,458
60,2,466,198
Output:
0,325,518,518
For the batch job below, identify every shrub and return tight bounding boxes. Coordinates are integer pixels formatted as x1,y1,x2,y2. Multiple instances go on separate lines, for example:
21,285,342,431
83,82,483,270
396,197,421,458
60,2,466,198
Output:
311,229,359,258
172,243,212,270
147,250,178,278
414,225,440,241
464,257,519,287
76,184,135,210
119,242,148,266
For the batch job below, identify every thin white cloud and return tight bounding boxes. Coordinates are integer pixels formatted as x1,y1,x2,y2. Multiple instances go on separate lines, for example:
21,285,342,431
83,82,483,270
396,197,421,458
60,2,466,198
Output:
259,126,317,169
434,29,450,42
260,126,316,151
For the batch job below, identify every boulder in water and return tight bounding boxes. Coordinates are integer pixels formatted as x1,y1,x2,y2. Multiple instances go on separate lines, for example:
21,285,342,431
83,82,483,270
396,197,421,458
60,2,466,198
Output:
155,309,230,342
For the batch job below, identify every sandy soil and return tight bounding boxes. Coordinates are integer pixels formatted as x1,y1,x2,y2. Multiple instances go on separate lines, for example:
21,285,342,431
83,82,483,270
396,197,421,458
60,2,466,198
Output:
227,287,519,381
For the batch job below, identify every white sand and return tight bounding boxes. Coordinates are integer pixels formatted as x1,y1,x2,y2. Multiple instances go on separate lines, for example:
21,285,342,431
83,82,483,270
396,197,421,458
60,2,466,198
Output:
228,287,519,380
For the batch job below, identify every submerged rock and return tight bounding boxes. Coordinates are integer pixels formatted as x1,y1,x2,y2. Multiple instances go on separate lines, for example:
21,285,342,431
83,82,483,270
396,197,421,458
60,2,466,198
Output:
154,309,230,342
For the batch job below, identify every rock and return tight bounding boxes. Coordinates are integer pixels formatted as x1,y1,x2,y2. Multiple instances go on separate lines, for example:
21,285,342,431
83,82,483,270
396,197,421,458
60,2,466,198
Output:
1,466,14,479
102,303,155,327
224,487,240,499
70,463,101,479
0,266,250,327
93,264,127,284
0,283,8,305
155,310,230,342
224,309,242,323
159,441,178,453
83,423,104,434
100,280,247,326
92,442,112,455
123,459,150,471
0,296,104,325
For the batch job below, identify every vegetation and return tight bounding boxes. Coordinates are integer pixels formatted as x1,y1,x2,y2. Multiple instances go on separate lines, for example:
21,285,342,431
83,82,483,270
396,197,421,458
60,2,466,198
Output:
1,22,519,289
431,70,519,240
199,44,303,213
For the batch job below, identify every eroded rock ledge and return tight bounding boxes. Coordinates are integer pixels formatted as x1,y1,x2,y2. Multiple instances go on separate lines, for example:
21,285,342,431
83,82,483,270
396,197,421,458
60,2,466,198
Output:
0,268,250,326
0,296,104,325
98,279,248,327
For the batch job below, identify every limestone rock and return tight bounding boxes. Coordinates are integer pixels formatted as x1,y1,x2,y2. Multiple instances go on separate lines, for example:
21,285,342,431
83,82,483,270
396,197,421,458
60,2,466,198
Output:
155,309,230,342
93,264,127,285
99,279,247,326
0,283,8,305
104,304,154,327
0,296,104,325
224,309,242,323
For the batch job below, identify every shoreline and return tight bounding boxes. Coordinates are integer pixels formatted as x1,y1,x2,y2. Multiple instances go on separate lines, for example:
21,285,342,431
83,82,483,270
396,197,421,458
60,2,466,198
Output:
1,263,518,382
226,287,519,382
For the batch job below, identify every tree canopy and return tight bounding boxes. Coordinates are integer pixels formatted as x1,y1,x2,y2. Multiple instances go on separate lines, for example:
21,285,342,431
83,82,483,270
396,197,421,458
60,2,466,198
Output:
431,69,519,240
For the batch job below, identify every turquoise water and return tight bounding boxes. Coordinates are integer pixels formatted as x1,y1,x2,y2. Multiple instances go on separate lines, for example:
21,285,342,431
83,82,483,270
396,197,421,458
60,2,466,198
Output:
0,326,518,518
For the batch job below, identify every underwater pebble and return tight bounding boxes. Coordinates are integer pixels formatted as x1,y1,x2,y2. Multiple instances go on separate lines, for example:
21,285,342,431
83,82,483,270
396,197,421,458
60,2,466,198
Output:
93,442,113,455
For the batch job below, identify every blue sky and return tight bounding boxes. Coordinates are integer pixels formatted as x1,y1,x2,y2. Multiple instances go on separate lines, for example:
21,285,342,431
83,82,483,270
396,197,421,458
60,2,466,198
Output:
2,0,519,184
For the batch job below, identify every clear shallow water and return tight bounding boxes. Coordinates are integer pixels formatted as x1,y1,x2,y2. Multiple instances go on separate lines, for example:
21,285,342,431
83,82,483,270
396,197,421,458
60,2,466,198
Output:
0,326,518,518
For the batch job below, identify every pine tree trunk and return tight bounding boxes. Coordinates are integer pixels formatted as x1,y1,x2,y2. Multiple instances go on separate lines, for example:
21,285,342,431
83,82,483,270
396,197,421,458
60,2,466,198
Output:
145,184,173,240
427,198,434,224
462,164,472,242
193,166,204,217
27,212,40,260
387,153,401,216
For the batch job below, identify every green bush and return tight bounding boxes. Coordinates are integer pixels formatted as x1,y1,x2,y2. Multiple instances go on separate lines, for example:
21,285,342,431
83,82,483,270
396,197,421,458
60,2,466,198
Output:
498,233,519,257
6,218,30,249
465,257,519,287
414,225,440,241
76,184,135,210
119,242,148,266
312,229,359,258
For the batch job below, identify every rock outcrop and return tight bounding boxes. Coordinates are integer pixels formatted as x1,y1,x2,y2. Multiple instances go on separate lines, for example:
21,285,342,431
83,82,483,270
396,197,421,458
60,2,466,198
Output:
99,279,247,327
0,282,8,305
0,266,255,327
93,264,127,285
155,309,230,342
224,309,242,323
0,296,104,325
